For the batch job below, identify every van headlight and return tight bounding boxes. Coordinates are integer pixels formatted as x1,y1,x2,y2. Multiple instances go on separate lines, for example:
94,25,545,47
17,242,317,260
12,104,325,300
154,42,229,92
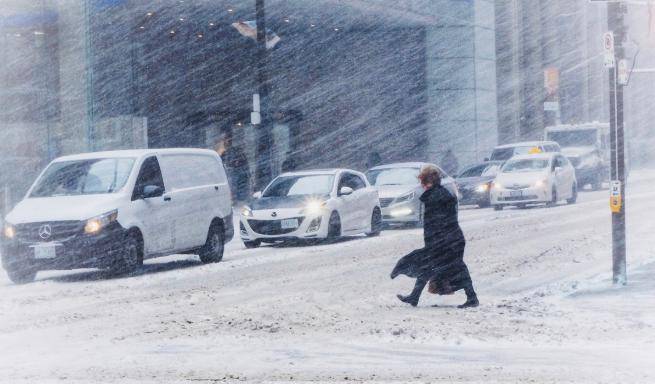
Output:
394,191,415,204
84,210,118,234
3,223,16,239
242,206,253,217
476,183,489,193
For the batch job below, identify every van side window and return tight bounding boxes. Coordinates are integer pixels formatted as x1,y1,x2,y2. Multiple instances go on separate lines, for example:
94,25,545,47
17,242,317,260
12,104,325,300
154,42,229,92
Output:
133,156,165,200
159,155,224,190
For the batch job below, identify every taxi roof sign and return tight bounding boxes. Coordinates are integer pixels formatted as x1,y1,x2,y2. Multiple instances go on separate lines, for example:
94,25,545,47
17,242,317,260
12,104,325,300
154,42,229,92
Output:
528,147,543,154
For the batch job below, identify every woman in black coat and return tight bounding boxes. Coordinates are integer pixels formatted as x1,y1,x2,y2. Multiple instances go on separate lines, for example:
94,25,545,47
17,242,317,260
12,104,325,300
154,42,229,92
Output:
391,165,479,308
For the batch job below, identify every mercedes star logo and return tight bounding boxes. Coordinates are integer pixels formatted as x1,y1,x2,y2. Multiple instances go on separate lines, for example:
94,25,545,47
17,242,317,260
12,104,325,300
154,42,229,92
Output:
39,224,52,240
271,212,277,217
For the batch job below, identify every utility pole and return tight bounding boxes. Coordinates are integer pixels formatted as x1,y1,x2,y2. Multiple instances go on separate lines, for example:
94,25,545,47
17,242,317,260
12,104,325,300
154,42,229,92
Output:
254,0,273,190
606,1,628,285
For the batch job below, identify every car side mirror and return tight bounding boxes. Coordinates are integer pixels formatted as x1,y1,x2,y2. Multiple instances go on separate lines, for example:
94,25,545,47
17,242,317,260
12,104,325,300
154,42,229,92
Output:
339,186,354,196
252,191,262,199
483,157,490,162
142,185,164,199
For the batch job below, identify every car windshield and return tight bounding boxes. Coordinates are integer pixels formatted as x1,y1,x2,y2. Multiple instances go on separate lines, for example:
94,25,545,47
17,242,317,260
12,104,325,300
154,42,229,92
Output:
458,164,487,178
30,158,135,197
367,168,420,186
502,159,550,173
263,175,334,197
547,130,597,147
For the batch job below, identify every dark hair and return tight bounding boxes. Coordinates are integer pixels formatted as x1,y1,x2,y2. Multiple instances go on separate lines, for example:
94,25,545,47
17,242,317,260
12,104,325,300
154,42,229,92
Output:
418,165,442,187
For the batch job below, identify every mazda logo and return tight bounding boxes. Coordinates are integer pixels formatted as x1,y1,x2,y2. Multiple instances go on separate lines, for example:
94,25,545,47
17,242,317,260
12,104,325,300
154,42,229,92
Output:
271,212,277,217
39,224,52,240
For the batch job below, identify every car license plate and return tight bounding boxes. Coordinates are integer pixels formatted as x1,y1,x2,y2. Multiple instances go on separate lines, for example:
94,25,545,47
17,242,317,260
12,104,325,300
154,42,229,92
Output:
281,218,299,229
32,244,57,259
510,190,523,197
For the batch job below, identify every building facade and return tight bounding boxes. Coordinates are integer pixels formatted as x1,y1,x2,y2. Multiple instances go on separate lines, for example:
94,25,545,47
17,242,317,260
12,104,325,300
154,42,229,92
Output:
0,0,498,211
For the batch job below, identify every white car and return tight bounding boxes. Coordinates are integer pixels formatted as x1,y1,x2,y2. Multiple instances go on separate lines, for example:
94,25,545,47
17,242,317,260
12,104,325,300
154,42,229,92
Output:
366,162,458,226
1,149,233,284
490,153,577,210
240,169,382,247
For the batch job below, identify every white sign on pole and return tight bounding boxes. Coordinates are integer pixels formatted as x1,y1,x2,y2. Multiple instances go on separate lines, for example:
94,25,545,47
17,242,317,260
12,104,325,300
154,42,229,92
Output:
603,31,615,68
618,59,629,85
252,93,260,112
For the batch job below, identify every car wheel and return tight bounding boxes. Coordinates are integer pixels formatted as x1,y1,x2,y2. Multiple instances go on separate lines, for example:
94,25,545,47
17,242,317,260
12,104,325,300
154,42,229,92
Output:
367,208,382,237
326,211,341,242
493,205,503,211
200,223,225,263
567,183,578,204
110,233,142,275
243,239,261,249
478,200,490,208
548,187,558,207
517,203,527,209
6,264,37,284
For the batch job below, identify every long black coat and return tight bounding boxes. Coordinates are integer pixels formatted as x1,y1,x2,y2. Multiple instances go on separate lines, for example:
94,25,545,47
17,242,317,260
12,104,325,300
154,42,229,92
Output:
391,185,471,289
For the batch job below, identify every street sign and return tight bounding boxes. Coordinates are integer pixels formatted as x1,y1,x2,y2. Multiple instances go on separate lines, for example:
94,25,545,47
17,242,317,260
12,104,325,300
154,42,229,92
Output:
603,31,615,68
618,59,629,85
610,180,622,213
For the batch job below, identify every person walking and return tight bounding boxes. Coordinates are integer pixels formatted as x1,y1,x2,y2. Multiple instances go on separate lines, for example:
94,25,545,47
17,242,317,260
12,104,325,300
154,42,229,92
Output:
391,164,479,308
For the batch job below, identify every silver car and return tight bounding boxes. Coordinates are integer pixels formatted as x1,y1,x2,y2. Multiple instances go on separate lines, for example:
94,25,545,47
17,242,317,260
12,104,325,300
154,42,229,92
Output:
366,162,458,226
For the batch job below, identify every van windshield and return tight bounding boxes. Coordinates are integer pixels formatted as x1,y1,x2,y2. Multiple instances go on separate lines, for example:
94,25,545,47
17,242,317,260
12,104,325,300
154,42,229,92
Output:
30,158,135,197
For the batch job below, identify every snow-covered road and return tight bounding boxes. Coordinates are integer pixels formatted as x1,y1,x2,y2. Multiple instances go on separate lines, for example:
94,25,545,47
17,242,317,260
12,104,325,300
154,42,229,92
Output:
1,172,655,383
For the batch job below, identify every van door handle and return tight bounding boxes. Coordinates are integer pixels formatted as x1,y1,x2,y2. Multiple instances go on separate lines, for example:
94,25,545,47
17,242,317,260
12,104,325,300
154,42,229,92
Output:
164,196,172,202
214,186,219,191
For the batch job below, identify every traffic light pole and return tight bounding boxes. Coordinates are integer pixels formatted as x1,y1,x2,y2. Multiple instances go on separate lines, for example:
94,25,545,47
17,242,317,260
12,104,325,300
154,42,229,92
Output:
607,2,627,285
254,0,273,191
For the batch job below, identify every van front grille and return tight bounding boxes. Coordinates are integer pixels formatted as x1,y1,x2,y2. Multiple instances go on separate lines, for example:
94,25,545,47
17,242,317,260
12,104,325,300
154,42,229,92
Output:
14,221,84,243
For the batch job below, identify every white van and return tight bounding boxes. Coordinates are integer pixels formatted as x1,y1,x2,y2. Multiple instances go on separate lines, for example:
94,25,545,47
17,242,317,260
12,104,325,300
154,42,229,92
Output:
1,148,233,284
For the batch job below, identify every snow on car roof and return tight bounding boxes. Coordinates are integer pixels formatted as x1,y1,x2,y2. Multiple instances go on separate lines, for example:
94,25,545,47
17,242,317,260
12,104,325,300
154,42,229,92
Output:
53,148,218,162
369,162,433,170
494,141,558,149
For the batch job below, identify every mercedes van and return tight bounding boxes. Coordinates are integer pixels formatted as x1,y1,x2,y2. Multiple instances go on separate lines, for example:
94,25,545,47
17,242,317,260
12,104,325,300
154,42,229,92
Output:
1,148,233,284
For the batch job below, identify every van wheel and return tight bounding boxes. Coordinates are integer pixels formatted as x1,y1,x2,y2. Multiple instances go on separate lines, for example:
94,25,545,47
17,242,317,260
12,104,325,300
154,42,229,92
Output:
367,208,382,237
110,234,142,275
493,205,503,211
243,240,261,249
6,265,37,284
326,212,341,242
200,223,225,263
567,183,578,204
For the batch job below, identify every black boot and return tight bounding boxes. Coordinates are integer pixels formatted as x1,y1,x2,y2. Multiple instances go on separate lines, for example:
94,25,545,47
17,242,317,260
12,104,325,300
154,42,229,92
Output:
458,284,479,308
397,279,426,307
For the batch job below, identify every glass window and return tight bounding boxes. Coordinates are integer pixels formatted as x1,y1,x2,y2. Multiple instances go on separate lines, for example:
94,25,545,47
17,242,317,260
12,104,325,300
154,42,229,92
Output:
133,156,164,199
458,164,487,178
30,158,135,197
547,130,597,147
367,167,420,185
263,175,334,197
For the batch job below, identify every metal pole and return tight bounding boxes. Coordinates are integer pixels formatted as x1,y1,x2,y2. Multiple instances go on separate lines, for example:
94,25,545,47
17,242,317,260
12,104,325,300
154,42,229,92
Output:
84,0,95,151
254,0,273,190
607,2,627,285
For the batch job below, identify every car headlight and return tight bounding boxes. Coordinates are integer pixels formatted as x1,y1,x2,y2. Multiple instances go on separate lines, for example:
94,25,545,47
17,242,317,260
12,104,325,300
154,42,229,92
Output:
492,182,503,190
84,210,118,234
302,199,326,216
476,183,489,193
3,223,16,239
241,206,253,217
394,191,415,204
534,179,547,188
